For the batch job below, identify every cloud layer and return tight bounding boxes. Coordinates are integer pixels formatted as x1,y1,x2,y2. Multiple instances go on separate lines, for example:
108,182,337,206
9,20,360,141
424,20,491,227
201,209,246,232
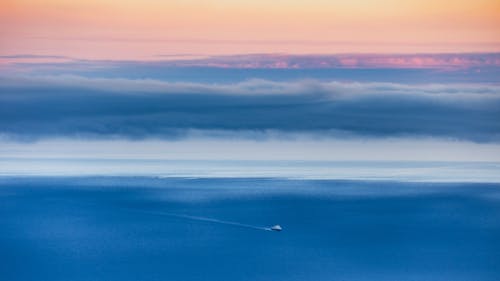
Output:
3,53,499,69
160,53,500,69
1,75,499,142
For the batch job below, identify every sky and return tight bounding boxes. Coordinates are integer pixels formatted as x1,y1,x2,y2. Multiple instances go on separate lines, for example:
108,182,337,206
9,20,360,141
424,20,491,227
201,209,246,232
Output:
1,1,500,177
1,0,500,59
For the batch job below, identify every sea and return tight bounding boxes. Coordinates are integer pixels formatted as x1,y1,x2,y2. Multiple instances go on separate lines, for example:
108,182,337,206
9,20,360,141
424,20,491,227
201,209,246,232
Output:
1,161,499,281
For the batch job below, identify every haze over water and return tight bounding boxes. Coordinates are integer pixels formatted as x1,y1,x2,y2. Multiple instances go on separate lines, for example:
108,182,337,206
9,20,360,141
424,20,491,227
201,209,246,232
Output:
1,159,500,183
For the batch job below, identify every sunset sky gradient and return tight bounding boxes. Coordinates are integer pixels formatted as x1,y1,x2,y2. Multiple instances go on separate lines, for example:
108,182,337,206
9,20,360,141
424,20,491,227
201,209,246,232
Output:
1,0,500,59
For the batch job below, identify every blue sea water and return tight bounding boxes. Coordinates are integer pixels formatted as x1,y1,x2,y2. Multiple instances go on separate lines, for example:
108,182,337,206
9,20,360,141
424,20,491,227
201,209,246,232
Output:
1,177,499,281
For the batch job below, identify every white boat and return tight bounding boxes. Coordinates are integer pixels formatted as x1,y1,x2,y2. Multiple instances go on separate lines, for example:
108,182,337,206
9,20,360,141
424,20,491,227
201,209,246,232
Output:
270,225,282,231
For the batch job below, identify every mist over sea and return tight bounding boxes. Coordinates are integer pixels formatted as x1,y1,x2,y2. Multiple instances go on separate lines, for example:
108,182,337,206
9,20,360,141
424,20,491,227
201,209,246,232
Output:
2,159,500,183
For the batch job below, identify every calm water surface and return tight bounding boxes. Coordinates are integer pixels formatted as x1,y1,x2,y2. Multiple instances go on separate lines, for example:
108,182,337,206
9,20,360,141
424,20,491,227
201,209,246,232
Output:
1,177,499,281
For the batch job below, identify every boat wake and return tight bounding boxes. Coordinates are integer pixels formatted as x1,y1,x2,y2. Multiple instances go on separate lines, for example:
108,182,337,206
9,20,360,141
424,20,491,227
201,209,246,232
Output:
132,209,276,232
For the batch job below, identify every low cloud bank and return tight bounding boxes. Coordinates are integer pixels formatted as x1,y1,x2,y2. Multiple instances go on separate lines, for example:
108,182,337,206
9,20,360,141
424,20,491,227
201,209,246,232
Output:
1,75,499,142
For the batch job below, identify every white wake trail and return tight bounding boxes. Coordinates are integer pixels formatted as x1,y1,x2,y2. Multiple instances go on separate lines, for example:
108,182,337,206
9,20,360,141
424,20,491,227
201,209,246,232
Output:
52,199,276,231
133,210,273,231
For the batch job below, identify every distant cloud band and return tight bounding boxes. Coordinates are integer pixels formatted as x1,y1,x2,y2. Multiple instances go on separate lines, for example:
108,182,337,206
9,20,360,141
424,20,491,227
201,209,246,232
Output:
1,75,499,142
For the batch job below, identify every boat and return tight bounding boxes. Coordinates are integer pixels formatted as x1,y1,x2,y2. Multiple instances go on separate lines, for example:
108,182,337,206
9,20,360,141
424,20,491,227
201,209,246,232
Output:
270,225,282,232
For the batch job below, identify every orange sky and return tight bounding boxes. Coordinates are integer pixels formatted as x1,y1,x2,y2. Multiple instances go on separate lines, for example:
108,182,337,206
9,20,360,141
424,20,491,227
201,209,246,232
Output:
1,0,499,59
